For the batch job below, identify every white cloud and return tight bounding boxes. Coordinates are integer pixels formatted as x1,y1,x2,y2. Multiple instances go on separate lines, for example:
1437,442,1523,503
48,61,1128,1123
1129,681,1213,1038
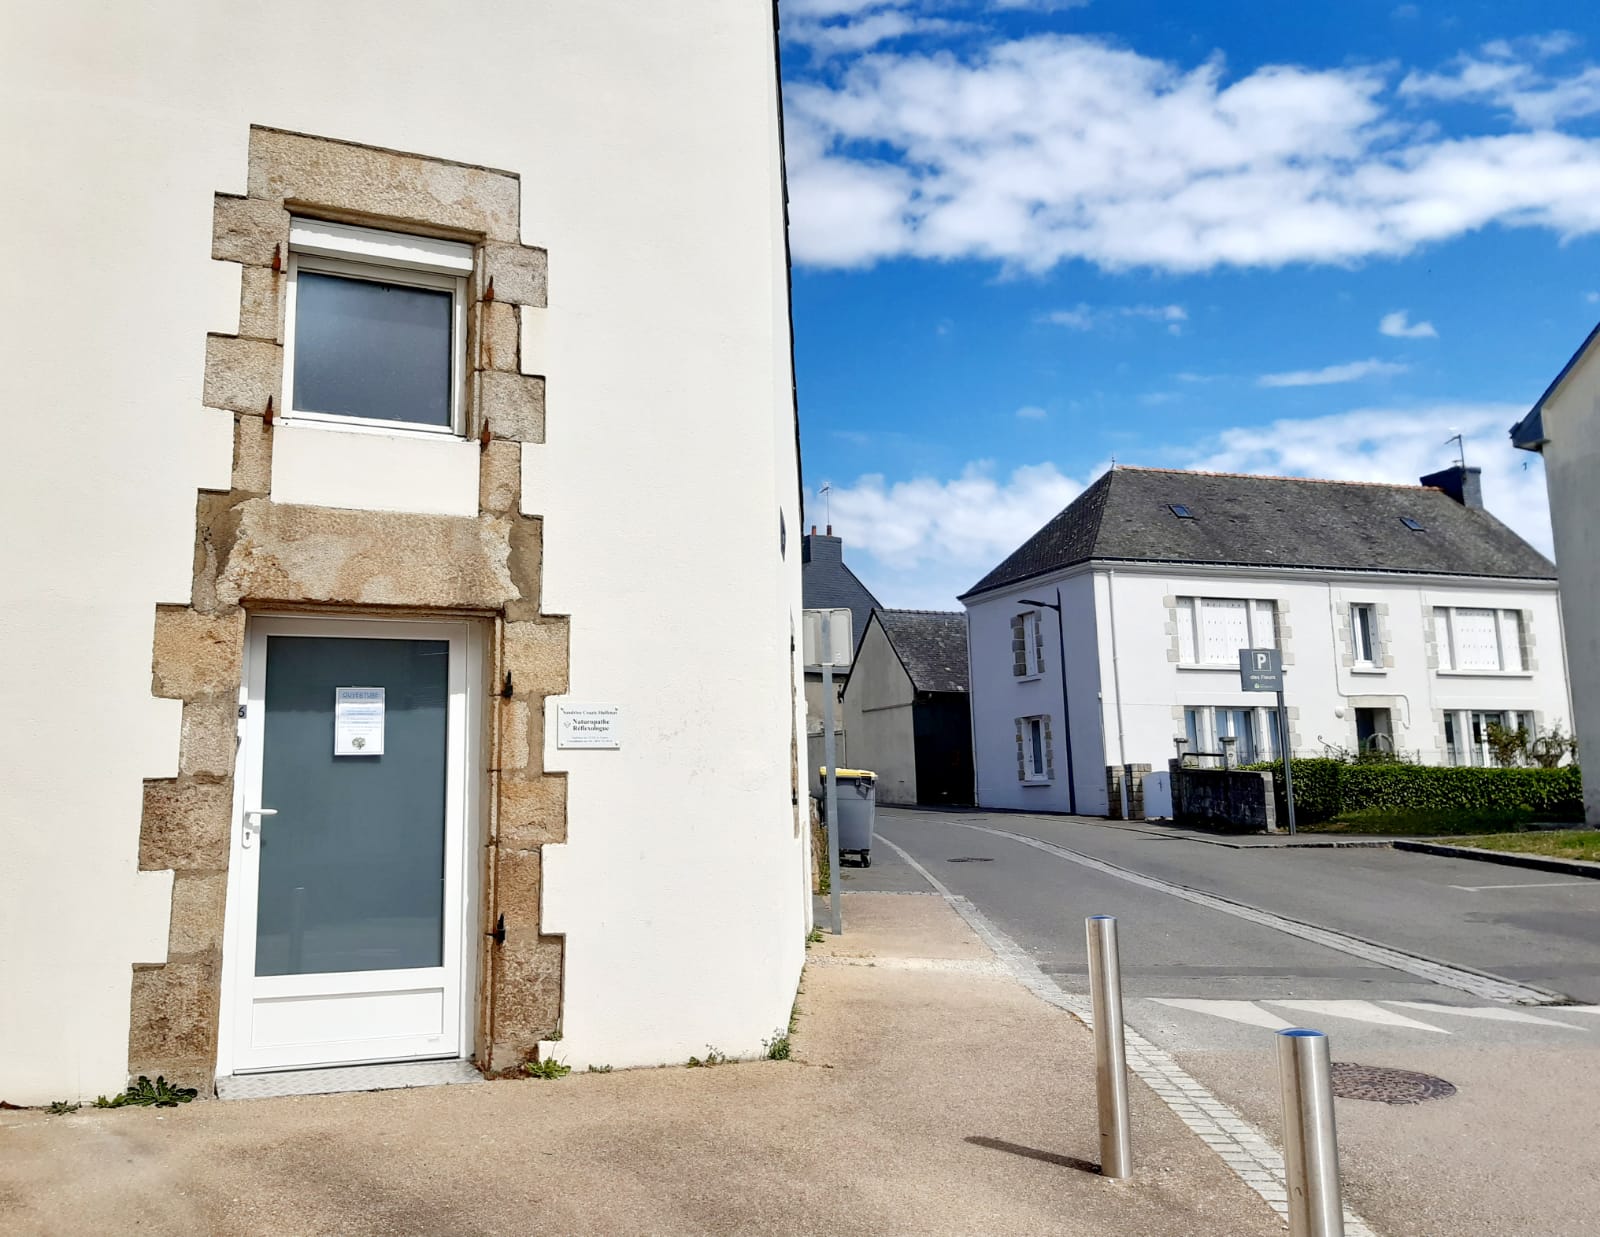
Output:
817,405,1551,608
1041,302,1188,331
1258,358,1409,387
1398,35,1600,129
1586,291,1599,304
811,460,1087,606
1379,309,1438,338
1015,404,1048,419
784,34,1600,272
1042,304,1094,329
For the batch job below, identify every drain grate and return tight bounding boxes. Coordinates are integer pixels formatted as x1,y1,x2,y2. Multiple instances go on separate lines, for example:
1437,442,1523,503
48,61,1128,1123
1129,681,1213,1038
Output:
1330,1062,1457,1105
947,857,994,863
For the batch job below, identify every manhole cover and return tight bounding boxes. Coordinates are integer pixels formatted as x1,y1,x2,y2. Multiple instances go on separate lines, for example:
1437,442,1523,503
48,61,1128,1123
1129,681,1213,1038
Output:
1329,1062,1456,1105
947,857,994,863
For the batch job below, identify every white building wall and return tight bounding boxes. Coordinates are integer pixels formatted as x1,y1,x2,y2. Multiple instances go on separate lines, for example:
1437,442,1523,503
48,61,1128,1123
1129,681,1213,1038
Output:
1531,351,1600,824
970,563,1569,819
0,1,804,1102
966,574,1108,814
1098,567,1568,771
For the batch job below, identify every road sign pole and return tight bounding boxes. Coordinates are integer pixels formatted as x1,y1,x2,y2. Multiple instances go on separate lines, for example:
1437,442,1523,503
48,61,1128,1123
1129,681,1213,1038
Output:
1278,687,1297,836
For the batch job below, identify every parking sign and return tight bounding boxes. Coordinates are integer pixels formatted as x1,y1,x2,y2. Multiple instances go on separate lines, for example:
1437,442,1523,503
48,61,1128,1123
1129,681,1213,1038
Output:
1239,648,1283,692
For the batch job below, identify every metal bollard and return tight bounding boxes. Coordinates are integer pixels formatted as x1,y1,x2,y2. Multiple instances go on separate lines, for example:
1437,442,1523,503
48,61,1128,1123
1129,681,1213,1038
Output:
1277,1028,1344,1237
1086,915,1132,1179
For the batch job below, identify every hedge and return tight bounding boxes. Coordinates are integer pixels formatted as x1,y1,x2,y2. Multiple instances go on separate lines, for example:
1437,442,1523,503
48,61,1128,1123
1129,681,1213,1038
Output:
1241,759,1584,823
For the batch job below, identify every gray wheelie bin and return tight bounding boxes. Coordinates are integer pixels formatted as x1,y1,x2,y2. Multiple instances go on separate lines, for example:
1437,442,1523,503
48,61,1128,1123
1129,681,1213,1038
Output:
819,768,877,867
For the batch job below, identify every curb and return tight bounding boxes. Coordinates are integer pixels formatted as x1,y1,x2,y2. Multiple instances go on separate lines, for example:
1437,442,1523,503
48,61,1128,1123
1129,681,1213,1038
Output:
1394,839,1600,879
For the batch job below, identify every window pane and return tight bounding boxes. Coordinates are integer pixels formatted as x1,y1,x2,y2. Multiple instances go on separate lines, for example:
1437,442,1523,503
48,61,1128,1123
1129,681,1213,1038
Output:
293,270,453,427
1454,609,1500,670
1029,719,1044,775
1177,598,1196,663
1500,611,1524,672
1352,606,1373,662
257,635,449,977
1251,600,1277,649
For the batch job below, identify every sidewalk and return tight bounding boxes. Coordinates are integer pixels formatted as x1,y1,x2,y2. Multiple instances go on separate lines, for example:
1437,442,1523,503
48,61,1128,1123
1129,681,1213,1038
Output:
1,893,1284,1236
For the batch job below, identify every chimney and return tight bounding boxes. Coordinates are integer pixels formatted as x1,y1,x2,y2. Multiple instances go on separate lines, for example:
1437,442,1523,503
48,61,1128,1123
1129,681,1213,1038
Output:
810,525,817,535
1420,464,1483,508
826,524,832,536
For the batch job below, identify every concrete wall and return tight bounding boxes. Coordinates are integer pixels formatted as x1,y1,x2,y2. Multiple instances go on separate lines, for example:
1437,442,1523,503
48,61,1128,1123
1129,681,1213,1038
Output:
1170,764,1279,833
966,574,1108,814
1093,565,1569,775
0,2,805,1103
841,620,918,805
968,562,1570,818
1533,352,1600,824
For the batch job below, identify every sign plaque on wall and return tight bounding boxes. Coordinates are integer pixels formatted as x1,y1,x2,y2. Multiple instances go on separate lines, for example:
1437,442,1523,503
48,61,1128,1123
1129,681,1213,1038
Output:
558,704,622,750
334,686,386,756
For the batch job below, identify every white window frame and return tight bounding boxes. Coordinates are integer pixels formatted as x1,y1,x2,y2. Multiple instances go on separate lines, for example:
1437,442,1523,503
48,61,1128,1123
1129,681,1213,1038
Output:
282,219,472,438
1020,715,1052,783
1182,705,1277,762
1433,606,1528,675
1350,603,1379,668
1177,596,1278,668
1020,610,1044,679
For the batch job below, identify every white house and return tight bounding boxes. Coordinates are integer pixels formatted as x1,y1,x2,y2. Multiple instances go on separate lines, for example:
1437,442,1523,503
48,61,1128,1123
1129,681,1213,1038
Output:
1512,324,1600,825
0,3,807,1105
962,466,1571,817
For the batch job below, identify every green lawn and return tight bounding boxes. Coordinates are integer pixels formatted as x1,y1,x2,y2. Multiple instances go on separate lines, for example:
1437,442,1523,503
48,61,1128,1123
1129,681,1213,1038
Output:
1447,831,1600,863
1303,807,1570,837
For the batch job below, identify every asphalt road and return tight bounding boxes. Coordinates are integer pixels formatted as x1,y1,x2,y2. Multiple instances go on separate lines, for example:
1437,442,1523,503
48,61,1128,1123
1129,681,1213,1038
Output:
844,807,1600,1237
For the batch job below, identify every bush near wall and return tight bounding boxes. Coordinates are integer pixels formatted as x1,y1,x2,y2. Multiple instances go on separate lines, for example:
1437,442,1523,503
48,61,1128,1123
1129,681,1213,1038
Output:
1243,759,1584,823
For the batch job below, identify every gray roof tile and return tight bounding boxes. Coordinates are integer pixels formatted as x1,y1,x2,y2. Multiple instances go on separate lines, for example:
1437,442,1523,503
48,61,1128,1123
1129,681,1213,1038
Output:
874,609,969,693
963,467,1555,599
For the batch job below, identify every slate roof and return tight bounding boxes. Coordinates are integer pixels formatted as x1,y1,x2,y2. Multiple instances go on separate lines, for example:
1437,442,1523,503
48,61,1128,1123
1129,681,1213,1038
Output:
962,467,1556,600
874,610,970,694
802,533,882,656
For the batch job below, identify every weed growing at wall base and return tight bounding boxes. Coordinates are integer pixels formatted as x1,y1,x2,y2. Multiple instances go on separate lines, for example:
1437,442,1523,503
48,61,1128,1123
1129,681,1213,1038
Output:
93,1076,198,1108
522,1059,571,1080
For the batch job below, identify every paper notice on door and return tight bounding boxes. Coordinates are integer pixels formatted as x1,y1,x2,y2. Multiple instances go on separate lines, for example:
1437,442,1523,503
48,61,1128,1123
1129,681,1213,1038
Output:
334,687,386,756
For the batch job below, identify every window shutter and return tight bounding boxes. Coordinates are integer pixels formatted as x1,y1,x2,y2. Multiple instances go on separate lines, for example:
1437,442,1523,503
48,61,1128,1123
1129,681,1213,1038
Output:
1201,598,1249,664
1010,615,1027,677
1453,609,1499,670
1032,613,1046,675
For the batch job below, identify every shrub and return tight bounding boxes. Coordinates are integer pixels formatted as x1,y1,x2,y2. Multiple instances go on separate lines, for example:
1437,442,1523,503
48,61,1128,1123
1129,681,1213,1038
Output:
1243,759,1583,823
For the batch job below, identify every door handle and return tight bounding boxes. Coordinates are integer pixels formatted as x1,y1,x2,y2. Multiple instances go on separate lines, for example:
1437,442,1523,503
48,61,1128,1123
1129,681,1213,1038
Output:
242,807,277,849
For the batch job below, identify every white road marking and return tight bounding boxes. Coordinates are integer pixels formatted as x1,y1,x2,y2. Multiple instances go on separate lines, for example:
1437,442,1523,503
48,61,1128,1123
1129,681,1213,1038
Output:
1551,1005,1600,1015
1447,880,1591,892
1386,1001,1586,1030
1267,1000,1449,1033
1150,999,1295,1030
876,831,1380,1237
942,820,1560,1005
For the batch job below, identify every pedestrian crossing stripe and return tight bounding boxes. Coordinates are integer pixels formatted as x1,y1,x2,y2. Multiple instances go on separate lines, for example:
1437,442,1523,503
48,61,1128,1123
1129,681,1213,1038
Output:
1149,998,1595,1034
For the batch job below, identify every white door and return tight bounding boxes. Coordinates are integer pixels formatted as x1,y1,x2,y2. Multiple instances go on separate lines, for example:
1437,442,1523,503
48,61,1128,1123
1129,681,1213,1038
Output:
228,616,470,1072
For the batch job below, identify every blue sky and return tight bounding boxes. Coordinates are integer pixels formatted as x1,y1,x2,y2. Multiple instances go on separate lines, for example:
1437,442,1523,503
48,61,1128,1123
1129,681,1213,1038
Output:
780,0,1600,608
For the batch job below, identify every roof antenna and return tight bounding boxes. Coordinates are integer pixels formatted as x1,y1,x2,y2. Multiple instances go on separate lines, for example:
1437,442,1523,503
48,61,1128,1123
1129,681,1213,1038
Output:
1444,429,1466,470
820,482,832,533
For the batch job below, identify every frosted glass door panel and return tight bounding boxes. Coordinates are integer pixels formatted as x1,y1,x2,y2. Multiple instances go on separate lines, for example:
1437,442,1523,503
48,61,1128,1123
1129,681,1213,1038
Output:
257,636,449,977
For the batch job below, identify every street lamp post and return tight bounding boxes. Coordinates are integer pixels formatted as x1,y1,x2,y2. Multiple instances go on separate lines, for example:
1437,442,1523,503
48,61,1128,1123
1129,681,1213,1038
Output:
1021,588,1077,815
